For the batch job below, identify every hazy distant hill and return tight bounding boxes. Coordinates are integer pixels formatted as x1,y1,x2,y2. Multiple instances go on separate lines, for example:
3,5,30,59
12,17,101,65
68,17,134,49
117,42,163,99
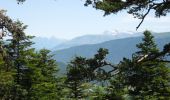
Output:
32,37,66,50
52,31,141,50
53,32,170,65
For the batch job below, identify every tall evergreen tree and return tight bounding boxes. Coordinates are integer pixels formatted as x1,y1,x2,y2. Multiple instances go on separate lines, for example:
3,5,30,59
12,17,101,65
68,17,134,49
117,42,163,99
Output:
0,10,30,99
136,30,159,55
27,49,59,100
65,56,87,99
119,30,170,99
0,10,60,100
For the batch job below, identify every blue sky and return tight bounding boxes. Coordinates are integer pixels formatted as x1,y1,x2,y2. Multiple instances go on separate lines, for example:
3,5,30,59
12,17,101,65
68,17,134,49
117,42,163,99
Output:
1,0,170,39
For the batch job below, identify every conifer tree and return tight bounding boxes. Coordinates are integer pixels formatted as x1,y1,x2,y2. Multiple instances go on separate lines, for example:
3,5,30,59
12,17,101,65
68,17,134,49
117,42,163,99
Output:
65,48,118,99
119,30,170,99
27,49,59,100
0,10,60,100
65,56,87,99
0,10,30,99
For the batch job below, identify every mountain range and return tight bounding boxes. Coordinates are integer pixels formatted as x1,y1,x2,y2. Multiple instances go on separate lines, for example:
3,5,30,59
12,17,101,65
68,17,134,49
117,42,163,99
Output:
51,32,170,73
31,32,170,74
32,31,142,50
52,31,142,50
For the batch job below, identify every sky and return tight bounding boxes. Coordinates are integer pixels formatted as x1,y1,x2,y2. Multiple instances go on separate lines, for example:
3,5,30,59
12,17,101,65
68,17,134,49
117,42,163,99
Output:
0,0,170,39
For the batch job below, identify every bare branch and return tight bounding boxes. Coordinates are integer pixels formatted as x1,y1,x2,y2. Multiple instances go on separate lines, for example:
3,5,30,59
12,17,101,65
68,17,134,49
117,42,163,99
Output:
136,5,153,30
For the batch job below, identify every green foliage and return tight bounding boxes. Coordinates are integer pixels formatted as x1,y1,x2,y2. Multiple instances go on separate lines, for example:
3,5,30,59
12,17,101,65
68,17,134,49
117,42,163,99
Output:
0,10,60,100
136,30,159,54
65,56,87,99
1,8,170,100
85,0,170,19
85,0,170,29
65,48,121,99
86,48,112,83
28,49,59,100
118,30,170,99
88,85,106,100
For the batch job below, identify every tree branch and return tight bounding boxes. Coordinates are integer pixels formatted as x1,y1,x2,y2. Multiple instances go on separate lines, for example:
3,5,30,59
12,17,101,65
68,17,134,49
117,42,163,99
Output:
136,5,153,30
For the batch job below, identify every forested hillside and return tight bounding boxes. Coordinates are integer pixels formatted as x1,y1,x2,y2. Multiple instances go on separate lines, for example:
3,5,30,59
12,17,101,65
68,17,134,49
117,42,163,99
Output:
53,32,170,64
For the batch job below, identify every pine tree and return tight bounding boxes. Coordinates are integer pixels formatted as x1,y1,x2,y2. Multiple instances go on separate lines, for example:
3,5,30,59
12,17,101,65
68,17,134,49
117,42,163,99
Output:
0,10,30,99
136,30,159,55
65,48,118,99
119,30,170,99
65,56,87,99
0,10,60,100
28,49,59,100
86,48,113,84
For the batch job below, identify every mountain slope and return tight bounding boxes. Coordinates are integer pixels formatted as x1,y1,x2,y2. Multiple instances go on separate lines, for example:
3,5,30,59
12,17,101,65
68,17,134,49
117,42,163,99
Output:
53,32,170,64
52,31,141,50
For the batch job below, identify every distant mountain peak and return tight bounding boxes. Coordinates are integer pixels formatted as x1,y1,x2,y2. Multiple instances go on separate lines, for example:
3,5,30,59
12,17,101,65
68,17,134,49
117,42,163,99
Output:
52,31,143,51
